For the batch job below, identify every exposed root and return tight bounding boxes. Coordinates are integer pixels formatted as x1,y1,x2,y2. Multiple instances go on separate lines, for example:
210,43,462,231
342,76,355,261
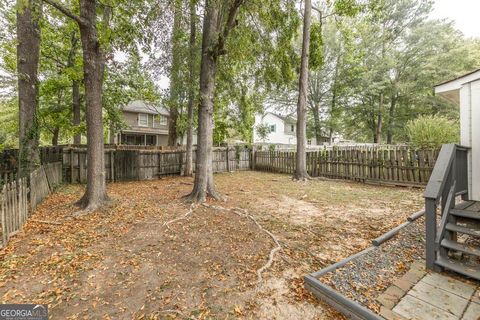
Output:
163,203,196,231
30,219,62,225
203,203,282,283
183,189,222,204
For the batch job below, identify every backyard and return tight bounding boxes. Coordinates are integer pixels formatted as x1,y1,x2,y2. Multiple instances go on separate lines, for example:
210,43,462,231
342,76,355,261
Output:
0,171,423,319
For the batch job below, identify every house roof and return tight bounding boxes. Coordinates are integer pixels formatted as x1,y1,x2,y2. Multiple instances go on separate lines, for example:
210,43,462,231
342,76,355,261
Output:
121,100,169,116
265,112,297,122
434,69,480,105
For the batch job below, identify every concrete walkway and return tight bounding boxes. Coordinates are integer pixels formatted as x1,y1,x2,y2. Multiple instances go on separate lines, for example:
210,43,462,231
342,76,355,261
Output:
391,273,479,320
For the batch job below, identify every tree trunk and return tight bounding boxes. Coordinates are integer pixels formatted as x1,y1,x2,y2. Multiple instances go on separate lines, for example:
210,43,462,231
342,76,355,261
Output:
76,0,107,210
17,0,41,177
312,104,322,145
375,94,383,144
386,94,396,144
328,57,339,145
68,32,82,145
72,79,81,144
184,0,196,176
186,2,221,203
294,0,311,181
168,0,183,147
51,127,60,145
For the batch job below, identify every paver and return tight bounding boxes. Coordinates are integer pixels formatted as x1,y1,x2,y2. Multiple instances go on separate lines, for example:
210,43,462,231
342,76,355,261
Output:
409,280,469,316
422,273,476,299
393,294,458,320
461,302,480,320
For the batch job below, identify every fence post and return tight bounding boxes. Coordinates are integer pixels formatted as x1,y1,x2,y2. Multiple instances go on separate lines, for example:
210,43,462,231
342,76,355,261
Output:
1,184,6,246
70,149,74,183
110,150,115,182
251,148,256,171
226,147,230,172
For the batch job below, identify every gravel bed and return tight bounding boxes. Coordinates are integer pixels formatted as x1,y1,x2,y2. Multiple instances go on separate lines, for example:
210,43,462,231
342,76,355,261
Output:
319,217,426,313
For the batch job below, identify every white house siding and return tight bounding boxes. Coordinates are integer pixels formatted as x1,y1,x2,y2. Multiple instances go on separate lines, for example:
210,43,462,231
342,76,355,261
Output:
470,79,480,201
253,113,297,145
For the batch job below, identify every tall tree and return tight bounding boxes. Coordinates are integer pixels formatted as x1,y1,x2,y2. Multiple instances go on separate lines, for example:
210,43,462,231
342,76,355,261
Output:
17,0,42,176
293,0,312,181
167,0,183,146
184,0,196,176
43,0,108,210
186,0,244,203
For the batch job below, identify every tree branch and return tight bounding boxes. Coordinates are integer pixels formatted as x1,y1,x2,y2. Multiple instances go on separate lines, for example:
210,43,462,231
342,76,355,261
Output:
42,0,87,26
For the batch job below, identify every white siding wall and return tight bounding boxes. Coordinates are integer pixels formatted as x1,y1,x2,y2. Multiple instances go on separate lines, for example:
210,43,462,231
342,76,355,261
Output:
470,80,480,200
253,113,297,145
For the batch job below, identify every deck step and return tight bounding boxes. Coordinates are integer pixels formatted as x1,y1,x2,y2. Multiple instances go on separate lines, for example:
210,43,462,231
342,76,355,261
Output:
441,239,480,256
450,209,480,220
445,223,480,237
435,256,480,281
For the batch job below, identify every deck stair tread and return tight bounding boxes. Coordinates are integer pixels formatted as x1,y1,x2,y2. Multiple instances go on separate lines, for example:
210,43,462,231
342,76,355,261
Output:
441,239,480,256
435,256,480,281
450,209,480,220
445,223,480,237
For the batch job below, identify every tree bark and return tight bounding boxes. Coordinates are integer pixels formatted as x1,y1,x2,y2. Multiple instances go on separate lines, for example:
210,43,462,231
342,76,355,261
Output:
17,0,41,177
186,0,243,202
375,93,383,144
386,93,396,144
184,0,196,176
72,79,81,144
51,127,60,145
294,0,311,181
312,104,322,145
168,0,183,147
76,0,108,210
186,2,219,202
68,32,82,145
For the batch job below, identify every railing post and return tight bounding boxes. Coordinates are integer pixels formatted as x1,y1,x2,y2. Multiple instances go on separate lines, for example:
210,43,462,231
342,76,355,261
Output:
425,197,438,270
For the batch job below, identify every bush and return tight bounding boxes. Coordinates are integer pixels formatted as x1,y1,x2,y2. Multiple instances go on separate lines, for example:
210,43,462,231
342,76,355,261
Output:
406,115,459,149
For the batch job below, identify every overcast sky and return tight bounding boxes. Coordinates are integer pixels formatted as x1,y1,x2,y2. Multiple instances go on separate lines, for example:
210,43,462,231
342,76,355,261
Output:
430,0,480,38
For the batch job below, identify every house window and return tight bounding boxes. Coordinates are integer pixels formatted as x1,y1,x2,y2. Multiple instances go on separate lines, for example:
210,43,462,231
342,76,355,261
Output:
158,115,168,126
291,124,295,132
269,124,276,133
138,113,148,127
307,139,312,145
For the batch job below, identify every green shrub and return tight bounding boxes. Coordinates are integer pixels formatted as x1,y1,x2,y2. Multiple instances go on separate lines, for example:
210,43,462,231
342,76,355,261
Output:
406,115,459,149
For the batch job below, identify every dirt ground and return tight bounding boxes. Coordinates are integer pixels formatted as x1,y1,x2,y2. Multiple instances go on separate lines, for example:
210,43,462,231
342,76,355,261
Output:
0,171,423,319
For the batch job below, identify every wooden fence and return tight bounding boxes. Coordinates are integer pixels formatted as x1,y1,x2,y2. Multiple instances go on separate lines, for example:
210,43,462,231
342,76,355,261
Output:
0,162,63,248
253,146,439,186
62,147,251,183
1,178,28,247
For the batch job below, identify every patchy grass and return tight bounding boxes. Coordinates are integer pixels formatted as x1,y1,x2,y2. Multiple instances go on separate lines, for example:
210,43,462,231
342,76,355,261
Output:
0,171,423,319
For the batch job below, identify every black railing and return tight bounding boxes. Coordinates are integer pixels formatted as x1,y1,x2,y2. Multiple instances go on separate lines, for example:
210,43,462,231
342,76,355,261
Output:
424,144,470,270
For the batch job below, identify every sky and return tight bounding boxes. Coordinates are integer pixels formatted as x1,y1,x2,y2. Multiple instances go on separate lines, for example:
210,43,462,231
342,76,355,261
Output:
430,0,480,38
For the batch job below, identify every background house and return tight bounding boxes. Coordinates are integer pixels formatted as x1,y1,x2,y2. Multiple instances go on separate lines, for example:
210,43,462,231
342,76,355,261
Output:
114,100,170,146
253,112,329,146
253,112,297,145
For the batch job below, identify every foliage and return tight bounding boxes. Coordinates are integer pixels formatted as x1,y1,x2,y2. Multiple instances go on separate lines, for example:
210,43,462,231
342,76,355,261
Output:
255,123,271,142
406,115,459,149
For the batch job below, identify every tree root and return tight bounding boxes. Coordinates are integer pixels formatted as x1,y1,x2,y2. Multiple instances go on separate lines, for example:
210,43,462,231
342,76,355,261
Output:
203,204,282,283
163,203,196,231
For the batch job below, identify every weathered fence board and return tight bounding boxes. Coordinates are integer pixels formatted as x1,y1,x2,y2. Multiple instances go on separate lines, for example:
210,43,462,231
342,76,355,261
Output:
254,146,439,186
62,147,251,183
0,178,28,247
